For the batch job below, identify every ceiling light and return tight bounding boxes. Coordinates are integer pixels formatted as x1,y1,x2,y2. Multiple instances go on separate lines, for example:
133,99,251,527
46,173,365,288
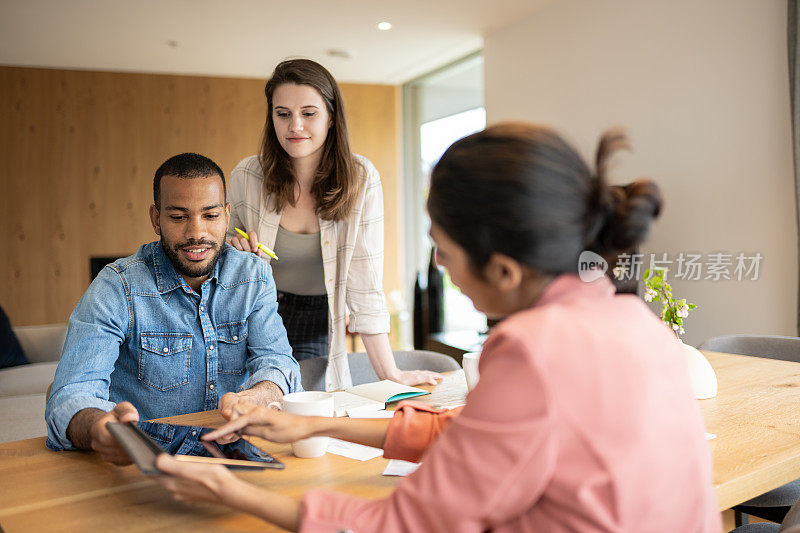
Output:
377,22,392,31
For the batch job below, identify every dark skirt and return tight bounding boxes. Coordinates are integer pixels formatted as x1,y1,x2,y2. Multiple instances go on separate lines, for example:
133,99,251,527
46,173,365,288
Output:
276,291,329,362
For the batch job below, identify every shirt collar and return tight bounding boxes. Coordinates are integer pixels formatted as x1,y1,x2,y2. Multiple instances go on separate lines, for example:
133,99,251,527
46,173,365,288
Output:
152,240,222,294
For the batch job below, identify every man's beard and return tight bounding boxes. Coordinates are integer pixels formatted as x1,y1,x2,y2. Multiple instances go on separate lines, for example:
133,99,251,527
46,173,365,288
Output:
162,238,223,279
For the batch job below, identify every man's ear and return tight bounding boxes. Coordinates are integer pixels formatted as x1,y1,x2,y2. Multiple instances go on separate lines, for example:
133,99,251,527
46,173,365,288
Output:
149,205,161,236
483,253,523,292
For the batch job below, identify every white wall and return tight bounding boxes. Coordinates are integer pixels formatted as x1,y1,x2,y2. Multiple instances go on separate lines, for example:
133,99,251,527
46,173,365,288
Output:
484,0,796,346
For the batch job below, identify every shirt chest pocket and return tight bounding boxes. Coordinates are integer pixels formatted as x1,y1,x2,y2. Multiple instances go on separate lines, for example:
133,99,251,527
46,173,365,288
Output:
217,320,248,374
138,333,192,391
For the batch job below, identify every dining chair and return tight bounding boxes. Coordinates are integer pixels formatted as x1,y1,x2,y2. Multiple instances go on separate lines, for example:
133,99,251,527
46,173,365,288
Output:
298,350,461,391
730,490,800,532
699,334,800,527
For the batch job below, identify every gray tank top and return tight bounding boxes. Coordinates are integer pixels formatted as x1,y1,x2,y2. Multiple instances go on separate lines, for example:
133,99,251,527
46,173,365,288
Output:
271,226,327,296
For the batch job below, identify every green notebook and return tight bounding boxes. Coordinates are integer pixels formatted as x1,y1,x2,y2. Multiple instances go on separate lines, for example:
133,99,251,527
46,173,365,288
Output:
332,380,429,416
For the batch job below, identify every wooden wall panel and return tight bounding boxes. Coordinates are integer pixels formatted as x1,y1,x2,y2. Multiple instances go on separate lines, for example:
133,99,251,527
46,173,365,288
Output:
340,83,403,305
0,67,402,326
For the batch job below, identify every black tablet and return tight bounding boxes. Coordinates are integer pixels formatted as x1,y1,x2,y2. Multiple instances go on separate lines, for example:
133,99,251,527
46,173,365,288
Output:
107,421,284,475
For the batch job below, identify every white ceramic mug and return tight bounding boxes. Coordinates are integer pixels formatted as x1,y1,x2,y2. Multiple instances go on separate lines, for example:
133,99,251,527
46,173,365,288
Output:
268,391,334,458
462,351,481,391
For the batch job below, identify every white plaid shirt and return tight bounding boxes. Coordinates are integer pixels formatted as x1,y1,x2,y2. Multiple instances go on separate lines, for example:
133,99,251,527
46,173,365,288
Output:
227,155,390,390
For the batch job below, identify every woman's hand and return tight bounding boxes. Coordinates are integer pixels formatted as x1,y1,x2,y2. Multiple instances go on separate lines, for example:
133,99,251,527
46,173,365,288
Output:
154,454,238,505
204,402,317,445
360,333,443,387
228,230,264,257
155,453,302,531
391,369,442,386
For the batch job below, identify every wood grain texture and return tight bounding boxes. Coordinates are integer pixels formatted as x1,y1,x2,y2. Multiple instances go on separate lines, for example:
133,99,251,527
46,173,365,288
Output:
700,351,800,510
0,67,401,327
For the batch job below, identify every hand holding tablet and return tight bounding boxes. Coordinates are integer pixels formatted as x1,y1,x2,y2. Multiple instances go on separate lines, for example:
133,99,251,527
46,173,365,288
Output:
106,422,284,475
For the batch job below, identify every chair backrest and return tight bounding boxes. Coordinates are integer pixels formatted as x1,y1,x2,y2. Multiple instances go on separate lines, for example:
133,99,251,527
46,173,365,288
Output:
699,334,800,363
12,324,68,364
348,350,461,386
780,493,800,531
298,350,462,391
298,357,329,391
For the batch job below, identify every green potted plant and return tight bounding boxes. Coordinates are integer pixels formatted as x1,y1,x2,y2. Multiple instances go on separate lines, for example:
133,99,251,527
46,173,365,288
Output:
643,268,717,399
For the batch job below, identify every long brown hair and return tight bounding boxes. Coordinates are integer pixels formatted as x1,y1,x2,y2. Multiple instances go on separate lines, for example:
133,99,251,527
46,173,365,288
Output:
259,59,362,221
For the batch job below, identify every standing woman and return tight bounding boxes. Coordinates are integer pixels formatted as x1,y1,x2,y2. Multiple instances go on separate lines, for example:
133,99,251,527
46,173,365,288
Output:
228,59,439,390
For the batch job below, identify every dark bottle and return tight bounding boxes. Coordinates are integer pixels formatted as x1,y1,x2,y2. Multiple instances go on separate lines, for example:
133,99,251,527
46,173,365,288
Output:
413,271,428,350
427,248,445,334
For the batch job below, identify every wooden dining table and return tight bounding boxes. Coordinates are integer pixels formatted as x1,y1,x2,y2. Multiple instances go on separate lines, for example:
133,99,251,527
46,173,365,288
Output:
0,352,799,532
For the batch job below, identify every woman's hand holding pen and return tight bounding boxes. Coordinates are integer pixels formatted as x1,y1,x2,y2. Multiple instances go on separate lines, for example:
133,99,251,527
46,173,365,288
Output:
228,229,264,258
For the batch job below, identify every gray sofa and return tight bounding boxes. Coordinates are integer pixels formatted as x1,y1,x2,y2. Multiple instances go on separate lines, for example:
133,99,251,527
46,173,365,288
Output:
0,324,66,443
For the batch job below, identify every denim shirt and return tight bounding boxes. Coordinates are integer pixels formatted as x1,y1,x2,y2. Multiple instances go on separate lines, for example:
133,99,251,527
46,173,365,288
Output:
45,241,301,451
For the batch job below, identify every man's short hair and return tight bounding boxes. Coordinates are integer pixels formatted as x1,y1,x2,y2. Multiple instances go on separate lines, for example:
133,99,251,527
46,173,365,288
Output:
153,153,226,209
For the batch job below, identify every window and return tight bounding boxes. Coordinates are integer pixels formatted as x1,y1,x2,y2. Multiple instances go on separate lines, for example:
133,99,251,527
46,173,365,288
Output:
403,52,487,334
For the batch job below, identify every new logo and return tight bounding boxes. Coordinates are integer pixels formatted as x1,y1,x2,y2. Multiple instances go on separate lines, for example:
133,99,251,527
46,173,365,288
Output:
578,251,608,283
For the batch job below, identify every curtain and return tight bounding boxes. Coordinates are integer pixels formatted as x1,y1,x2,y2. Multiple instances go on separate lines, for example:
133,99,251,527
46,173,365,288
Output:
790,0,800,333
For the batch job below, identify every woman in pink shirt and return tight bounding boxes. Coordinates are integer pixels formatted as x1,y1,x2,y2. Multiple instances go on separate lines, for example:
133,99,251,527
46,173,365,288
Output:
155,123,721,532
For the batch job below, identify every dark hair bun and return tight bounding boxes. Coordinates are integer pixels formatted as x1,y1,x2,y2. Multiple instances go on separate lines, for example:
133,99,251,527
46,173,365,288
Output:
588,129,663,255
600,180,662,252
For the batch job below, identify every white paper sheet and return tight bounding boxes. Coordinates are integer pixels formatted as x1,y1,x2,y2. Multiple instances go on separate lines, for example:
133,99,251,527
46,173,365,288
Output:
326,438,384,461
332,391,384,417
382,459,421,476
346,409,396,419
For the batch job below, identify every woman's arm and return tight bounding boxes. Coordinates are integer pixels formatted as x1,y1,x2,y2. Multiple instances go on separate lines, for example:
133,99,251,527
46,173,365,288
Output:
155,454,302,532
361,332,441,386
157,398,465,530
202,401,392,450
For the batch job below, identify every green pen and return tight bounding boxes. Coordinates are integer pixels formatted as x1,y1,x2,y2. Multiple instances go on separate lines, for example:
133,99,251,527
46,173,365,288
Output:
234,227,279,260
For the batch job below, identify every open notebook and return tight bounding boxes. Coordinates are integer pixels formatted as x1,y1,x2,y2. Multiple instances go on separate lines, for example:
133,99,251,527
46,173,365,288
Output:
333,380,429,417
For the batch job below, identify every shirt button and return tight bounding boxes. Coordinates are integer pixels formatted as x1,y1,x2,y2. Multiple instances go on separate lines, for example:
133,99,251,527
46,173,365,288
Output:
209,384,215,390
191,430,197,436
209,345,214,351
163,347,169,353
232,335,238,341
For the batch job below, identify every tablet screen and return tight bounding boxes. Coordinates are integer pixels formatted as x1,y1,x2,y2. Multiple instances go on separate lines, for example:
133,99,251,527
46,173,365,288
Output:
136,421,284,469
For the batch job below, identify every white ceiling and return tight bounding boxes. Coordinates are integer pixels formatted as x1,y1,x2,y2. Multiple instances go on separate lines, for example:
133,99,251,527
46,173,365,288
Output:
0,0,550,84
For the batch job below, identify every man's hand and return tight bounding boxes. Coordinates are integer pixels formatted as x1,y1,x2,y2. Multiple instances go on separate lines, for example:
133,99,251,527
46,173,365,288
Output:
91,402,140,465
67,402,140,465
217,382,283,443
219,381,283,419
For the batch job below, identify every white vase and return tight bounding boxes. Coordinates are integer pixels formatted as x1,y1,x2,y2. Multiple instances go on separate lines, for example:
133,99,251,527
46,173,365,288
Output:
680,340,718,400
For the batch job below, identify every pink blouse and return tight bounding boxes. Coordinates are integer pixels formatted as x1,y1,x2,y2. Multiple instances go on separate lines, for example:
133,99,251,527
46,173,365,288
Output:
300,275,721,532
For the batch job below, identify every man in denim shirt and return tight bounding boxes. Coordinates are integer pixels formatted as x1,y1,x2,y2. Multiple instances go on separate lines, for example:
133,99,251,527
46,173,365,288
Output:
46,153,301,463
